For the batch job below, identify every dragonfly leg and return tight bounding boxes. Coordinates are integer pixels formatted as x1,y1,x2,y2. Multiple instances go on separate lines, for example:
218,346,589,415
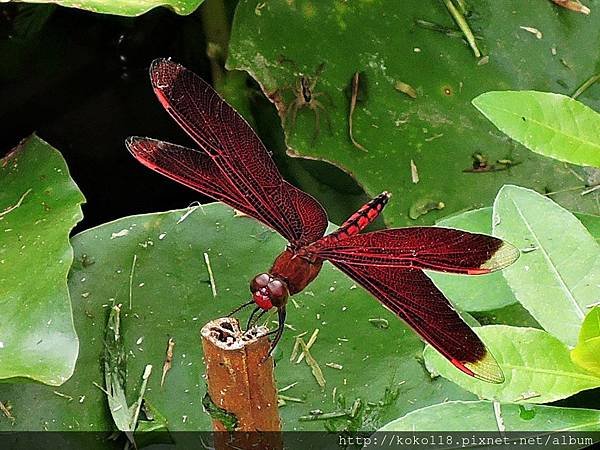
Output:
246,306,261,331
266,307,287,358
248,309,267,330
227,299,254,317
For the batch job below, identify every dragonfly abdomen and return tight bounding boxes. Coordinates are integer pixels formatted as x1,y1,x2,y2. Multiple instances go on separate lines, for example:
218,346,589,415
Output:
332,191,390,239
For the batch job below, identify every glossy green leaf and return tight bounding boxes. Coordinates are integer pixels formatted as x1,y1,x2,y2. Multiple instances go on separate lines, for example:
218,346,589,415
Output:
493,185,600,347
18,0,203,17
427,208,517,312
571,307,600,377
473,91,600,168
0,135,84,385
377,400,600,431
228,0,600,229
424,325,600,403
0,204,472,431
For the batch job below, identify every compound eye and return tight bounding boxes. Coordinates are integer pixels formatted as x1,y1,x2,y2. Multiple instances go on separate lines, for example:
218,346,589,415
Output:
250,273,270,292
268,279,285,297
267,279,288,305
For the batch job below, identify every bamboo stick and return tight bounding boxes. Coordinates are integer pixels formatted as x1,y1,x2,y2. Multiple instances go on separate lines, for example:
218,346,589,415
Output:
201,317,282,449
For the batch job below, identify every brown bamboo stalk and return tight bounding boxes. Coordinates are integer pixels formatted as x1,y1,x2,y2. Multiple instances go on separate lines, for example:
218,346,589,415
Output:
201,317,282,450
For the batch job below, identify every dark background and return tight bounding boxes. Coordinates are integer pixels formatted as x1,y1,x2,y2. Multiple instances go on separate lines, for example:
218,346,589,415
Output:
0,4,227,232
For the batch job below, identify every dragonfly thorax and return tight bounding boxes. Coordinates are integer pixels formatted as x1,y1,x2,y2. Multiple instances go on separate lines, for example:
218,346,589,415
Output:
250,273,289,311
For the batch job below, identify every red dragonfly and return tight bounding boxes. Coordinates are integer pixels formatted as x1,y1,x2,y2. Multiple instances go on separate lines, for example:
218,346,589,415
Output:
126,59,519,383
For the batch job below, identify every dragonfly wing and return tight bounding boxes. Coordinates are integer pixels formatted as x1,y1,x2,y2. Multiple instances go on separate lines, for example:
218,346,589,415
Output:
312,227,519,275
147,58,328,246
126,137,258,217
331,261,504,383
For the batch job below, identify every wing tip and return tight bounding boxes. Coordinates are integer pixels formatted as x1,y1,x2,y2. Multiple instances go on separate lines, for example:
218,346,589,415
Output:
149,57,176,73
480,240,520,273
453,351,505,384
149,58,185,92
125,136,147,156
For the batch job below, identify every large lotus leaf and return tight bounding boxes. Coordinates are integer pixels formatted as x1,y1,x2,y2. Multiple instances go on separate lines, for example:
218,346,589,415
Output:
227,0,600,228
0,203,472,431
424,325,600,404
16,1,203,16
377,400,600,432
0,135,83,385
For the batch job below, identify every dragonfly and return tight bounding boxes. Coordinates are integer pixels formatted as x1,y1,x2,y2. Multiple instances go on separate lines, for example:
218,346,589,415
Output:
126,59,519,384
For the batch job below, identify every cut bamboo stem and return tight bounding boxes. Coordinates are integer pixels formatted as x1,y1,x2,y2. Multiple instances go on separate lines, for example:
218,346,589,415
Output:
201,317,282,450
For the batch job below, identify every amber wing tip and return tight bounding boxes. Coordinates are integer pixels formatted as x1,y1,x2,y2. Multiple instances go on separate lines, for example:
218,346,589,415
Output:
463,351,505,384
481,240,520,273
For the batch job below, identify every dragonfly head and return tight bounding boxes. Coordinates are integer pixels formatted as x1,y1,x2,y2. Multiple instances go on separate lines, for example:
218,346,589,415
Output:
250,273,289,311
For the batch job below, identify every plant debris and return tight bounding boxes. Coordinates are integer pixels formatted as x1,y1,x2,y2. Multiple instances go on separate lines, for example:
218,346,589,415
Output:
368,317,389,329
53,391,73,401
203,252,218,298
176,201,203,224
550,0,590,15
346,71,369,152
520,26,543,40
0,400,14,423
394,80,417,99
0,188,31,218
409,199,445,220
296,328,319,364
572,73,600,99
278,394,304,403
278,382,299,393
160,337,175,388
128,254,137,310
410,159,419,184
300,385,401,431
325,362,343,370
463,152,521,173
415,19,469,38
101,304,155,447
442,0,481,58
298,338,326,388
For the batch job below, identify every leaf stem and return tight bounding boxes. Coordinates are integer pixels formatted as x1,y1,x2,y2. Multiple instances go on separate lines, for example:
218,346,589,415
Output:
442,0,481,58
572,73,600,99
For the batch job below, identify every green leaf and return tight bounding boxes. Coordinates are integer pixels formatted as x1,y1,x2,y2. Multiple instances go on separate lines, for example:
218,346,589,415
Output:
0,204,473,431
473,91,600,168
473,302,540,329
427,208,517,311
377,400,600,431
424,325,600,403
493,185,600,347
428,206,600,312
571,307,600,377
575,212,600,242
228,0,600,228
0,135,84,385
17,0,203,17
